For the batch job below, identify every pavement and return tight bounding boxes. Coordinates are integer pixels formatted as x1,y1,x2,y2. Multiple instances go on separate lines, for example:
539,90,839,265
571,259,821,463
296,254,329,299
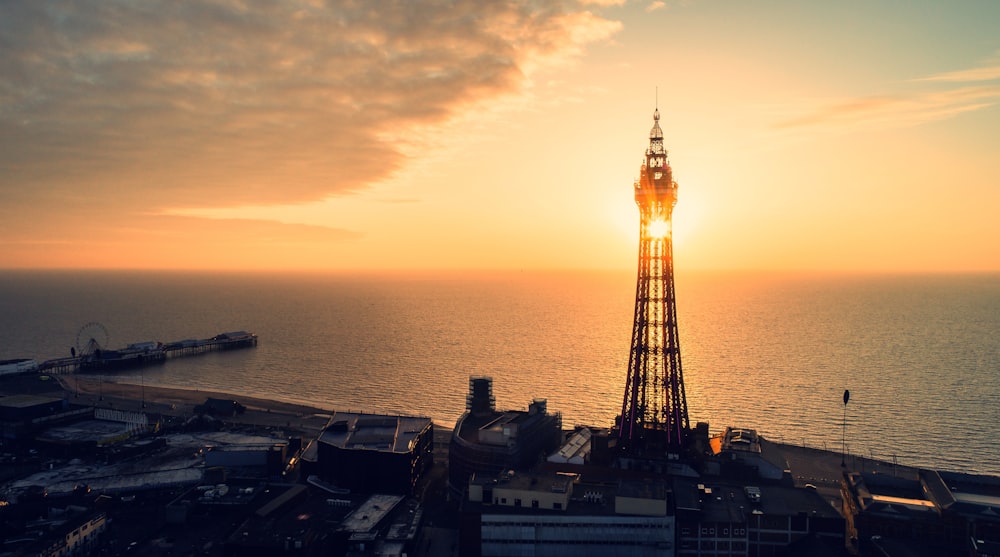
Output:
766,437,919,513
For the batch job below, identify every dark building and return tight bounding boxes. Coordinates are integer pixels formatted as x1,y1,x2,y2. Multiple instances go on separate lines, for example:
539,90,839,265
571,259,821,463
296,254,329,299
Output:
673,478,843,557
843,469,1000,556
315,411,433,495
462,470,675,557
194,397,246,417
449,377,562,498
0,394,89,443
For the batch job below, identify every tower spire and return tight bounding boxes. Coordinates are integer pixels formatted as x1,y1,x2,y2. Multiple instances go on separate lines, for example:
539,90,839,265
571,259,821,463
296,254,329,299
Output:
617,106,689,457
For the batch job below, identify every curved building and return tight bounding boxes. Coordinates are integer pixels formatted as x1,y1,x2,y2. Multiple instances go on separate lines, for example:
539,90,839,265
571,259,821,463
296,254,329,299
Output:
449,377,562,498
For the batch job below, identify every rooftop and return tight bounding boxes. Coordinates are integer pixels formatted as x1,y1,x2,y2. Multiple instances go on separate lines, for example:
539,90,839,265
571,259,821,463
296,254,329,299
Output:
674,477,841,523
319,412,431,454
340,494,405,533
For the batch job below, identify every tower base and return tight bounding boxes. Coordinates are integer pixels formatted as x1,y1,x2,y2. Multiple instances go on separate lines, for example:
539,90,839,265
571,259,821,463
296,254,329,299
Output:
610,420,711,475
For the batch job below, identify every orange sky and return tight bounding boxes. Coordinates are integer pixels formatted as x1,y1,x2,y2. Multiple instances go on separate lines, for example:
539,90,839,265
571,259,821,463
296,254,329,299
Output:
2,1,999,272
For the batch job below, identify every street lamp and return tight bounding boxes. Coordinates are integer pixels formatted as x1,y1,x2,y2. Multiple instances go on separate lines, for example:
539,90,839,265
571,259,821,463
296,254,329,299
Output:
842,389,850,467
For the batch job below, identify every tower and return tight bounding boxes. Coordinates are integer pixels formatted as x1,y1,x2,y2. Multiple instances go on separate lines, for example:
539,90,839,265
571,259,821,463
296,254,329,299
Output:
617,107,690,456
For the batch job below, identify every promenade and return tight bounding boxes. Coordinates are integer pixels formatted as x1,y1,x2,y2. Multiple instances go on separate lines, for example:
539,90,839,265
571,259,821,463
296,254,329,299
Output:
6,372,919,516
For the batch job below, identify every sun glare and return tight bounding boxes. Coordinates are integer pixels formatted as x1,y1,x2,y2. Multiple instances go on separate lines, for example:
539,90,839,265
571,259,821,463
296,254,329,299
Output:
647,218,671,239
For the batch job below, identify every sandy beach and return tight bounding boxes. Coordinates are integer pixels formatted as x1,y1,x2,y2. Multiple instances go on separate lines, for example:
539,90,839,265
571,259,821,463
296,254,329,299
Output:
50,375,335,434
59,375,329,414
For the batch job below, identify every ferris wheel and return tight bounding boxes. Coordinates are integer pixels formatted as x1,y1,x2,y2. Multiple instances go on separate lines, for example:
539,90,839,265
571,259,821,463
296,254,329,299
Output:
75,322,110,358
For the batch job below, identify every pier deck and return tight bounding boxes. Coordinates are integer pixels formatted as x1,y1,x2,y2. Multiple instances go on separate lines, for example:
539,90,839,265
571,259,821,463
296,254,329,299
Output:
34,331,258,375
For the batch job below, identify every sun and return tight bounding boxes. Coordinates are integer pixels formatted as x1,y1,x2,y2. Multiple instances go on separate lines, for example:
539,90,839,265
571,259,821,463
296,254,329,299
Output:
647,217,671,239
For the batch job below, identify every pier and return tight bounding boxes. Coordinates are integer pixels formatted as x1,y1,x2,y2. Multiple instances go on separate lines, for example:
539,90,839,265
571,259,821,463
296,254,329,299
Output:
31,331,258,375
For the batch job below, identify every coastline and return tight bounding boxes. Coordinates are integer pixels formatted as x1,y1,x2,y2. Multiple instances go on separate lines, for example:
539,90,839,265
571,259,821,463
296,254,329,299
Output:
7,372,924,500
50,374,335,434
57,375,332,416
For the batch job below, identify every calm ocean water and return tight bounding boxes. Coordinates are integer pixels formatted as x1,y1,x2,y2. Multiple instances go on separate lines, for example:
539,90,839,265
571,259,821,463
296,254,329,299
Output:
1,270,998,475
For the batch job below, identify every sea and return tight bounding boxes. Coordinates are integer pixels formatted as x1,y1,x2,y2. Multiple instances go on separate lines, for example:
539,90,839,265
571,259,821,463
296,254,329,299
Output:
1,270,998,476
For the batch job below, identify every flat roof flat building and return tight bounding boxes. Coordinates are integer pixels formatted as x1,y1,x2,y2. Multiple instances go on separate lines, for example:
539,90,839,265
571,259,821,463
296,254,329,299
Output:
316,411,433,495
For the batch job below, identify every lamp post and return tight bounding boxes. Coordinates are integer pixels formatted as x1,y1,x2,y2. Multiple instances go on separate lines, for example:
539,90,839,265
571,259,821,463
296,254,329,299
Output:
842,389,850,467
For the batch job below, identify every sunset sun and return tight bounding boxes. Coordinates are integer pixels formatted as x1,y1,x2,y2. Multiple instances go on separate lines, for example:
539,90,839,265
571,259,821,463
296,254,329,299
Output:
647,218,671,239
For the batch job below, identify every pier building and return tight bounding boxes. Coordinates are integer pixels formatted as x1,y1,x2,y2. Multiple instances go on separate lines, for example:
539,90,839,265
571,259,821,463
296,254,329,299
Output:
0,358,39,376
448,377,563,498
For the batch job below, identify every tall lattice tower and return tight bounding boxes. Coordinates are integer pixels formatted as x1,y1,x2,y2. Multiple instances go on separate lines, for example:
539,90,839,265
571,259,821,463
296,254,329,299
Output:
617,107,690,456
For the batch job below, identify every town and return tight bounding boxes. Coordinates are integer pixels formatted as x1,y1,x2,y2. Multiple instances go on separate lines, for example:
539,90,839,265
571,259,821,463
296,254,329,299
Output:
1,371,999,557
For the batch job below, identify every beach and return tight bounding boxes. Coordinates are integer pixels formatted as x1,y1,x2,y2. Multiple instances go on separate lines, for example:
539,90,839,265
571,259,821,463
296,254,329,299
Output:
0,373,335,436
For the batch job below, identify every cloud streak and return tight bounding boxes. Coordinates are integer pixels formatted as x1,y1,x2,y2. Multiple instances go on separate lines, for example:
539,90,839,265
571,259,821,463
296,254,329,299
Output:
913,51,1000,83
775,54,1000,133
776,86,1000,130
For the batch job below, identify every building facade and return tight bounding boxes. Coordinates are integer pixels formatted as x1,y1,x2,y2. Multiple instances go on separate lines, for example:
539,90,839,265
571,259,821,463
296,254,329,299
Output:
315,411,433,495
449,377,562,498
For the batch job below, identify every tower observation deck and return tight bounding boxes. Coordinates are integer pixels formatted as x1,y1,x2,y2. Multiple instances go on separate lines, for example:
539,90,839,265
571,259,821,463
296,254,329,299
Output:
617,107,690,457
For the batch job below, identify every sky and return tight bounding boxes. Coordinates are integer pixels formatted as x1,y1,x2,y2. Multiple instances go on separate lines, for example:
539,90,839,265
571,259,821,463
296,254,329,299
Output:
1,0,999,272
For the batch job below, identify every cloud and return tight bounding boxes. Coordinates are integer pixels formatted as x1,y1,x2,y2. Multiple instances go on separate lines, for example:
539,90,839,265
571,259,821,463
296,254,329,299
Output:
646,2,667,12
0,1,620,230
915,65,1000,83
776,86,999,131
774,55,1000,133
913,51,1000,83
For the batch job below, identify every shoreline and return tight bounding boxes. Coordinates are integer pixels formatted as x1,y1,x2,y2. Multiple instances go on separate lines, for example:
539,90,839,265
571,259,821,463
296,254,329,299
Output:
5,372,935,487
57,374,333,417
49,375,335,434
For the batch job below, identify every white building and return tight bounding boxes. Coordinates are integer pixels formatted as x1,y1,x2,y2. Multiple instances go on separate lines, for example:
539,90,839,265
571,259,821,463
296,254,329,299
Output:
464,470,675,557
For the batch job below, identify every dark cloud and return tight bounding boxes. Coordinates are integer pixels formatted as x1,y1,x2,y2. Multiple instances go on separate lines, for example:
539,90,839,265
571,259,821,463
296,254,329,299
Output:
0,0,618,218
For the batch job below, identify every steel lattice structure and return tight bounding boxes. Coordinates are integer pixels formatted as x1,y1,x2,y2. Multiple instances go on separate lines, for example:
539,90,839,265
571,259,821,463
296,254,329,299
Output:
617,108,690,454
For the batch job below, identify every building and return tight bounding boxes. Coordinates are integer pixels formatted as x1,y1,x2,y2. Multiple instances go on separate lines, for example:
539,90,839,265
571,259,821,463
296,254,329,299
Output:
194,397,246,417
449,377,562,498
709,427,788,481
673,478,843,557
462,470,676,557
204,442,287,478
617,106,690,459
315,411,433,495
19,512,107,557
0,394,90,443
0,358,39,376
843,469,1000,556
